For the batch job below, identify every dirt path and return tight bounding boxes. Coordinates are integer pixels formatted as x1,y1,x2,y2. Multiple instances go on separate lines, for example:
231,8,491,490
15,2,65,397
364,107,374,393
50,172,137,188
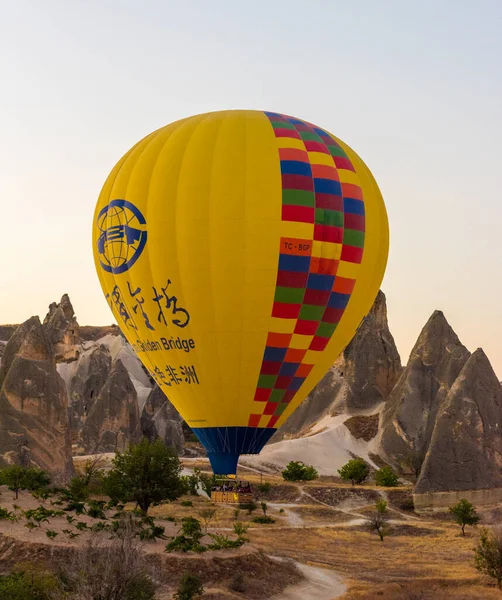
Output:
269,557,346,600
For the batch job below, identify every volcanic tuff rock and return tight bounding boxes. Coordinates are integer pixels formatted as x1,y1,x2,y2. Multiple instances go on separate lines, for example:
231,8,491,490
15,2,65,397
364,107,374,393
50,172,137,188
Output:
378,311,471,477
276,290,401,439
81,359,142,454
0,317,73,482
43,294,81,362
415,349,502,493
141,385,184,454
67,344,113,450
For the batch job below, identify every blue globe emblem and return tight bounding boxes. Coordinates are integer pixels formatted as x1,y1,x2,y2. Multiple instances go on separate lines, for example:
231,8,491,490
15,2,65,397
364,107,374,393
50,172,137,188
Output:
96,200,147,274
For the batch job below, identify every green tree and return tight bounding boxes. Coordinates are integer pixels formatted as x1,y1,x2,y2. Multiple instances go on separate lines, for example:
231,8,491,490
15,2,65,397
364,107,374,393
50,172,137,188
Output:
450,498,480,536
281,461,318,482
374,466,399,487
367,499,389,542
338,459,369,485
102,439,183,514
0,466,50,500
174,573,204,600
474,527,502,589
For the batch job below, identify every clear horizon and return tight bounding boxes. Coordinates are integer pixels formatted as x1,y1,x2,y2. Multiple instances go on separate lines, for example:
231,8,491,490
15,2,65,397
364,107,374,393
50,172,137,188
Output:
1,0,501,377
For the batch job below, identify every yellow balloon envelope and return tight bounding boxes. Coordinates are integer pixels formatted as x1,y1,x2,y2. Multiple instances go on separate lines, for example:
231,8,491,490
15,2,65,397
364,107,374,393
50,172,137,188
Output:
92,110,389,474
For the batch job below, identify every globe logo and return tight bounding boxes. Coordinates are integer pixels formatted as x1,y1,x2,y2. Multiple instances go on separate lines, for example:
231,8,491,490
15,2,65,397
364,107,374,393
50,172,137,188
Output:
96,199,147,274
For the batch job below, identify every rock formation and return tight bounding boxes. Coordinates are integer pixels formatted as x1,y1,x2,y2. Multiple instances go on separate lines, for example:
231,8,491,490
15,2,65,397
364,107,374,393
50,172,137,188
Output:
81,359,142,454
378,311,471,477
0,317,73,482
67,344,113,451
43,294,81,362
277,290,401,439
416,349,502,493
141,385,184,454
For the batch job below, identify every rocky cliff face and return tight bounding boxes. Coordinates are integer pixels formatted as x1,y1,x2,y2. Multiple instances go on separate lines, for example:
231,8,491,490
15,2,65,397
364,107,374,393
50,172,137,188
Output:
277,291,401,439
81,360,142,454
378,311,471,477
43,294,81,362
416,349,502,493
0,317,73,482
141,385,184,454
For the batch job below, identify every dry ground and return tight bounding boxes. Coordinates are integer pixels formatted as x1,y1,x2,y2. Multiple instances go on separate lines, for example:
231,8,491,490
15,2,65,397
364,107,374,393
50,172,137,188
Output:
1,470,501,599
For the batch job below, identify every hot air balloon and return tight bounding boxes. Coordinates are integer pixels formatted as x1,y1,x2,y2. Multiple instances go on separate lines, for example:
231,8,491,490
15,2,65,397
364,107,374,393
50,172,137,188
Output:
92,110,389,476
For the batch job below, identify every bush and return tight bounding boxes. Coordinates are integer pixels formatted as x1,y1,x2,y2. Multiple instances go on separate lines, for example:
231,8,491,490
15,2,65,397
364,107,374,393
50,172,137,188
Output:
23,507,63,527
474,527,502,589
59,520,157,600
374,466,399,487
252,515,275,524
257,482,271,495
207,533,243,550
338,459,369,485
0,507,14,521
181,500,193,507
102,438,184,514
87,500,107,520
281,461,318,482
199,508,216,532
174,573,204,600
366,500,389,542
166,517,206,553
0,567,61,599
66,476,90,502
450,499,480,536
240,501,257,515
233,521,249,541
45,530,58,540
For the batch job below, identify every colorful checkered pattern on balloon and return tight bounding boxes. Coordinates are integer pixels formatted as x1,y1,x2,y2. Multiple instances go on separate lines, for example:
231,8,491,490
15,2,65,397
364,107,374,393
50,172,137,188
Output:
248,113,366,429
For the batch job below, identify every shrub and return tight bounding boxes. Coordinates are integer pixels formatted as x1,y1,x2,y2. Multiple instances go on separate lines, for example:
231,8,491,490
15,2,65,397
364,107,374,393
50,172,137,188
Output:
87,500,107,520
166,517,206,553
0,507,14,521
260,502,268,516
281,461,318,482
23,507,62,527
66,475,90,502
450,499,480,536
181,500,193,507
102,439,184,514
0,566,61,599
174,573,204,600
59,520,157,600
63,500,86,514
366,499,389,542
46,530,58,539
474,527,502,589
233,521,249,541
240,501,257,515
338,459,369,485
257,482,271,495
374,466,399,487
199,508,216,532
207,533,243,550
252,515,275,524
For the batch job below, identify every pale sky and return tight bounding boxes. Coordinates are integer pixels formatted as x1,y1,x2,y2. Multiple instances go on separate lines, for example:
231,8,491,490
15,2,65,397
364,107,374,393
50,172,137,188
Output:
1,0,501,376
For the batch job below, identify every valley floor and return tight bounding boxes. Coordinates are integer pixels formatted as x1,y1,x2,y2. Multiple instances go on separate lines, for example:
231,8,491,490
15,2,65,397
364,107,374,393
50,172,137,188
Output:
1,460,501,600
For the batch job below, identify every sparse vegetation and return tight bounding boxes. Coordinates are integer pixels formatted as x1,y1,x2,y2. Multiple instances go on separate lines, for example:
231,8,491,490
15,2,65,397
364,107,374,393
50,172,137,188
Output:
0,466,50,499
282,461,318,481
173,573,204,600
198,507,216,532
338,459,369,485
474,527,502,589
374,466,399,487
257,482,271,495
102,438,184,514
166,516,206,553
450,498,480,536
366,499,390,542
253,515,275,524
